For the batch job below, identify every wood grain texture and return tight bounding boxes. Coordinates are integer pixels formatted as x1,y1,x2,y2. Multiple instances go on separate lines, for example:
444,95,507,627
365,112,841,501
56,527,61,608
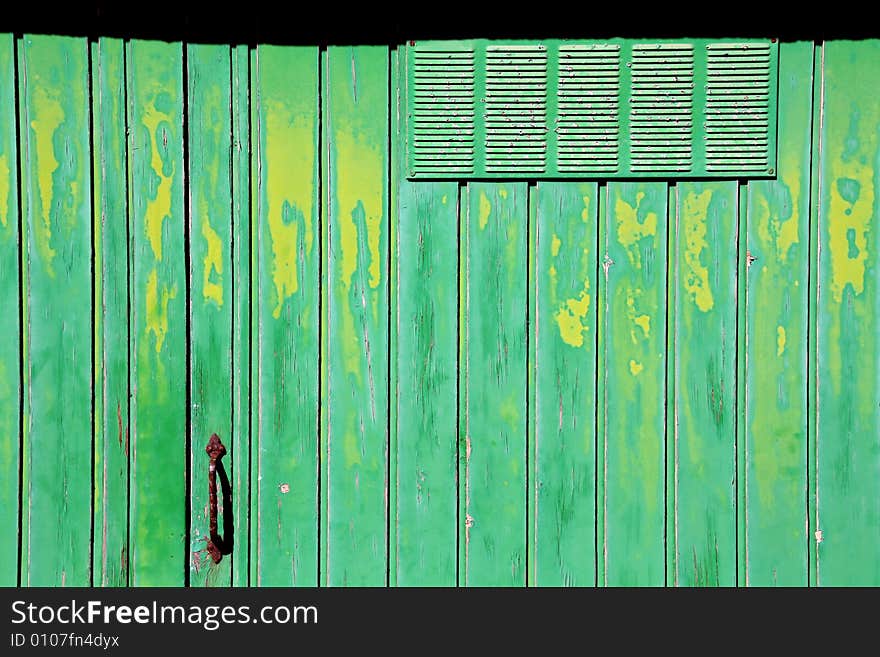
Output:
322,46,389,586
92,37,130,586
672,181,737,586
395,177,458,585
815,40,880,586
19,34,92,586
127,39,186,586
744,42,814,586
252,45,320,586
532,181,598,586
603,181,667,586
0,33,20,586
187,43,233,587
461,182,528,587
230,44,250,587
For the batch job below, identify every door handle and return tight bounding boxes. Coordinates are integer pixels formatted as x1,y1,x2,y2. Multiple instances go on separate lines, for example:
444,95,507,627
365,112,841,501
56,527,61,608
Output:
205,433,233,564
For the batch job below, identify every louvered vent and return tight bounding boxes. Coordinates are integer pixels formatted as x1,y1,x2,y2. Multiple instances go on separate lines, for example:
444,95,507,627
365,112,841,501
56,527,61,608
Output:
404,39,777,179
705,42,772,173
557,44,620,174
411,47,475,176
630,44,694,172
485,45,548,174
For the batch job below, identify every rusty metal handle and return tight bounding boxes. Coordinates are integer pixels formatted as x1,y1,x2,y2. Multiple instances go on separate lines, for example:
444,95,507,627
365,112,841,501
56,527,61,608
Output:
206,433,230,564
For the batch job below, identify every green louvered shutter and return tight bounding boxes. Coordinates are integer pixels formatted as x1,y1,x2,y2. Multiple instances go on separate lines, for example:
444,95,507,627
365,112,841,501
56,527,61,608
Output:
404,38,778,179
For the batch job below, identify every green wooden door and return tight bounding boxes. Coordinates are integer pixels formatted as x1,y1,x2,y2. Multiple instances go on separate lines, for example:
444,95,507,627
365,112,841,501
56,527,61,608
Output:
1,35,877,587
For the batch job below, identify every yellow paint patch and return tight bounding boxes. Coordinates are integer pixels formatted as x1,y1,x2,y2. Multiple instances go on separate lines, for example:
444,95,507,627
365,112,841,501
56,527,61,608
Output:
615,191,657,269
441,194,448,205
0,155,9,227
554,283,591,348
201,215,223,307
629,359,644,376
551,234,561,257
266,99,315,318
828,161,873,303
498,188,508,200
145,268,177,353
141,96,174,262
343,423,361,468
777,325,786,357
499,396,520,426
335,129,383,289
334,126,383,376
30,86,64,276
581,195,591,222
777,166,801,262
682,189,715,312
478,191,491,230
626,290,651,344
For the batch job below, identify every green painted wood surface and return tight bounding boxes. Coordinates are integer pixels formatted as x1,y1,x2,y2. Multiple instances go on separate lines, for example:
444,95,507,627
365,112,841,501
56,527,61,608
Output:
322,46,389,586
92,37,130,586
815,39,880,586
230,44,250,588
394,43,458,586
461,182,528,586
0,37,878,588
187,44,233,587
532,181,598,586
603,181,667,586
127,39,186,586
252,45,320,586
0,33,20,587
19,34,92,586
744,42,814,586
672,181,737,586
395,177,458,586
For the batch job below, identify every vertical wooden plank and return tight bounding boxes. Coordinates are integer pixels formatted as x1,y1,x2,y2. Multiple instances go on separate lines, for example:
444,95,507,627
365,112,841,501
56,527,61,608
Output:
744,42,814,586
0,33,20,587
673,181,737,586
323,45,389,586
816,39,880,586
462,181,528,587
187,43,233,587
127,39,186,586
19,34,92,586
395,178,458,585
603,181,667,586
252,45,320,586
595,184,607,587
230,44,250,588
532,181,598,586
92,37,130,586
393,47,458,587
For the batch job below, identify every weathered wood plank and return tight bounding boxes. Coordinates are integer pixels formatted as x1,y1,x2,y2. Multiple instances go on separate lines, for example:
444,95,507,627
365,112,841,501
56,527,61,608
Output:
673,181,737,586
230,44,250,588
603,181,667,586
323,46,389,586
815,39,880,586
462,182,528,586
395,178,458,585
19,34,92,586
127,39,186,586
187,43,233,587
252,45,320,586
744,42,814,586
532,181,598,586
92,37,130,586
0,33,20,587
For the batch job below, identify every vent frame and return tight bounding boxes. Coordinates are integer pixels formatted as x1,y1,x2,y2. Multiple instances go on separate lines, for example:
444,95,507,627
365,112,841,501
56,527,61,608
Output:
404,38,779,180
